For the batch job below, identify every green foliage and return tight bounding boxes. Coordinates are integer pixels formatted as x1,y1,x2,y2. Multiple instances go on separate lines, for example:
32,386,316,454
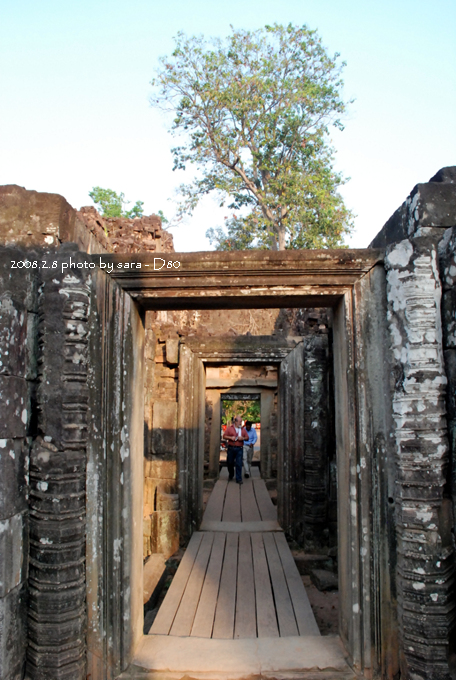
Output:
89,187,125,218
151,23,354,251
125,201,145,219
89,187,166,222
222,399,261,425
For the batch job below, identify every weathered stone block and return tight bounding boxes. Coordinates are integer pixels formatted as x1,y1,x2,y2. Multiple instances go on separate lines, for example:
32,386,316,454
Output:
28,561,84,586
29,489,85,517
144,459,177,480
0,184,84,250
155,365,178,379
0,245,38,312
155,342,166,363
0,438,27,520
310,569,338,591
155,384,178,401
0,583,27,680
30,440,85,476
0,512,27,597
28,584,85,618
144,326,156,362
371,170,456,247
292,554,333,575
0,375,28,438
157,491,179,512
150,510,180,559
26,644,86,678
143,553,167,607
27,608,85,646
29,517,85,546
36,258,90,449
165,338,179,365
152,401,177,454
26,311,38,380
0,295,27,377
143,477,157,515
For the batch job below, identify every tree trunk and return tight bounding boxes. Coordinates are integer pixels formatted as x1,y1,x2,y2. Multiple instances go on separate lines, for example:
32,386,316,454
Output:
277,224,286,250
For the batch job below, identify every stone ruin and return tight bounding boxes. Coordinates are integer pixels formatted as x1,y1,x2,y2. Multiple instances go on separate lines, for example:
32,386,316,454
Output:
0,171,455,680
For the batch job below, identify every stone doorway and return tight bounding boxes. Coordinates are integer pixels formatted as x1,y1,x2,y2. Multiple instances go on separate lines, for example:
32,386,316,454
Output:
85,249,397,680
205,365,277,479
219,393,262,470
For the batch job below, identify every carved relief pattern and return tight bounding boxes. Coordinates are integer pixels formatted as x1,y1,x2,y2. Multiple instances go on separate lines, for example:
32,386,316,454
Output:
27,266,90,680
303,335,330,547
385,239,455,679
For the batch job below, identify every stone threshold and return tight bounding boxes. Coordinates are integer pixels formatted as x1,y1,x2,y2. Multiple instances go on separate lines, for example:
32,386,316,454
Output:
122,635,355,678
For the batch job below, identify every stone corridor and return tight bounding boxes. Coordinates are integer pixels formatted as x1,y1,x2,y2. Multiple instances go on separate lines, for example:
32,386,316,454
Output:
0,170,455,680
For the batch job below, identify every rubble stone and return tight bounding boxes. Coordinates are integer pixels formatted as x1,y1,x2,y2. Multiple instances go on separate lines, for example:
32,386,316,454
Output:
310,569,339,591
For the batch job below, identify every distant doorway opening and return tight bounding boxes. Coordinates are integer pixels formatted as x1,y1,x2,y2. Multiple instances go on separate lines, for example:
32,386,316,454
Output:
204,363,278,481
220,394,261,469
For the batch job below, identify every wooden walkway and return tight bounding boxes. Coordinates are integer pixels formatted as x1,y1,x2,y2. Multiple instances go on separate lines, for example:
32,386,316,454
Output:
150,468,320,639
200,467,281,531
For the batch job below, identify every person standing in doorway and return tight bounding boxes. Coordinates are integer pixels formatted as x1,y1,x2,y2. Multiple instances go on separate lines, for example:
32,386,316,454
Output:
223,415,248,484
243,421,257,478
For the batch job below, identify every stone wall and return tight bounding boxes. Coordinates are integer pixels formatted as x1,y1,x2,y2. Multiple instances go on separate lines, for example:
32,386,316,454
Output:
0,186,171,679
143,322,180,560
0,246,34,680
0,185,110,254
77,207,174,254
0,185,172,257
372,167,456,679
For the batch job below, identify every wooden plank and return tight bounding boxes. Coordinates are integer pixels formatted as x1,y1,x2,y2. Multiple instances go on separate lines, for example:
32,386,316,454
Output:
253,479,277,521
170,532,215,637
273,532,321,636
202,479,227,523
250,467,261,478
150,532,204,635
191,532,226,638
199,520,281,533
250,533,279,638
219,466,229,480
262,533,298,637
234,533,256,639
240,479,261,523
212,533,239,638
222,481,241,523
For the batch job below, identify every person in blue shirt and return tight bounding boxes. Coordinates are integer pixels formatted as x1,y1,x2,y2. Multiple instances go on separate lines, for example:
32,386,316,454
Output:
243,421,258,478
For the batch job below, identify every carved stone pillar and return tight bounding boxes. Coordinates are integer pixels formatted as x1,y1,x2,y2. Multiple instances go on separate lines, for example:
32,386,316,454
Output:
27,248,90,680
385,237,454,680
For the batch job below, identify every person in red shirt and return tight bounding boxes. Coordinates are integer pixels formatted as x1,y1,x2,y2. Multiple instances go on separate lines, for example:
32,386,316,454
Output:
223,415,249,484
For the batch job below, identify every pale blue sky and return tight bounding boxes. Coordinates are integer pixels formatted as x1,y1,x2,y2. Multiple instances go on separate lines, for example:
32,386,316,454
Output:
1,0,454,250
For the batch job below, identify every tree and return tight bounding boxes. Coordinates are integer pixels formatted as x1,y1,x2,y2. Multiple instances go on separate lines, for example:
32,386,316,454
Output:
222,399,261,425
89,186,145,219
151,23,353,251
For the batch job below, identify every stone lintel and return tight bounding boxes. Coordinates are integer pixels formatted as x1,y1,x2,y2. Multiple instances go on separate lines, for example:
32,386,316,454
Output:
185,335,302,363
205,378,277,388
92,249,383,309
